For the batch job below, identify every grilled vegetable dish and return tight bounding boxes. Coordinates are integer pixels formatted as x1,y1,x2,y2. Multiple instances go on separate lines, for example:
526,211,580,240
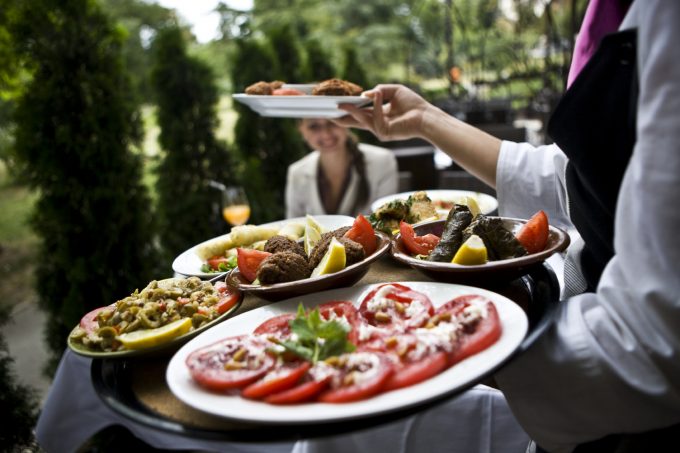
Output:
368,191,438,234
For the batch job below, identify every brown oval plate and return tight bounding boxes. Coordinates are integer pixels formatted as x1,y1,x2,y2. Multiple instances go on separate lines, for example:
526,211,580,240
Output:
226,231,391,301
391,218,570,286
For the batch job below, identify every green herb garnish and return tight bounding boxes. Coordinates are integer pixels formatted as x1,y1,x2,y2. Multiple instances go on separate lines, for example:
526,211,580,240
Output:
277,303,355,363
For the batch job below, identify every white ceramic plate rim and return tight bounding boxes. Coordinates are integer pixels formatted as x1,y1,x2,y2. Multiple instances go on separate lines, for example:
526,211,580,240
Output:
232,93,371,119
370,190,498,217
171,215,355,278
166,281,528,424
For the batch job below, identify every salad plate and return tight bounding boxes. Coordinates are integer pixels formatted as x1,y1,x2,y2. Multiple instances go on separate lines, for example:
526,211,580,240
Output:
67,278,243,359
166,281,528,424
371,190,498,219
172,215,355,278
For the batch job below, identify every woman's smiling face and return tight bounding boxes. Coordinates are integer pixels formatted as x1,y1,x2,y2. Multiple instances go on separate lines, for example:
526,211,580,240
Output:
298,119,348,154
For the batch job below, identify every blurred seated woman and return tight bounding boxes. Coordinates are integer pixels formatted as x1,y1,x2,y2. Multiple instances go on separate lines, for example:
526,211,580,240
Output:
285,118,398,218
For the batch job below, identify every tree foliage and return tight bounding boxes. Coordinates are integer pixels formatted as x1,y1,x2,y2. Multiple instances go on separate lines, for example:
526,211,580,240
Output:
151,26,236,264
100,0,177,104
10,0,158,371
0,305,38,451
231,38,306,223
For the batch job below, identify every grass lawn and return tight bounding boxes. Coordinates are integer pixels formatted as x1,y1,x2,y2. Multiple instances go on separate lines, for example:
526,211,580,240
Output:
0,164,38,312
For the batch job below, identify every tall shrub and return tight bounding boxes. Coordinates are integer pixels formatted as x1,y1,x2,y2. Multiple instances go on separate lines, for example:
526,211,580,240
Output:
0,307,38,453
151,27,235,263
341,45,371,91
231,38,306,223
11,0,158,371
302,38,336,82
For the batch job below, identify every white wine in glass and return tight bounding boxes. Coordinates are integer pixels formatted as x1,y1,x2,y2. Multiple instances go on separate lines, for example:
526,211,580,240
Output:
222,186,251,226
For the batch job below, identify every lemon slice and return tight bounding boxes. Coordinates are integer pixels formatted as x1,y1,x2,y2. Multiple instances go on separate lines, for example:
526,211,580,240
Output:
306,214,325,234
117,317,192,350
304,223,322,256
464,196,481,218
311,237,346,277
452,234,488,265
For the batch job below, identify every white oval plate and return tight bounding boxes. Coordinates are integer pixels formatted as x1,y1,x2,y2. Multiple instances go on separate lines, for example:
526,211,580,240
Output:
371,190,498,219
166,281,528,424
171,215,355,278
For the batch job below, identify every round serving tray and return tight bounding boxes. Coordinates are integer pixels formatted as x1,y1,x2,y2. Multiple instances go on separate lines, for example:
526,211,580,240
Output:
91,261,560,442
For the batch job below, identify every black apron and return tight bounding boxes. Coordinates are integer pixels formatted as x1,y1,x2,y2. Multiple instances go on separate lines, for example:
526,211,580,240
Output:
541,29,680,452
548,29,637,292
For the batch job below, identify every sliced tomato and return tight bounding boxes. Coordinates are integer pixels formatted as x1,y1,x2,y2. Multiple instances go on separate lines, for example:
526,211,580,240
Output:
449,301,501,365
236,248,272,282
186,335,275,391
435,297,502,367
215,288,241,314
318,300,361,344
344,214,377,256
359,283,435,330
241,361,311,400
252,313,296,339
79,306,112,335
360,332,447,391
385,350,447,391
207,255,233,271
318,351,394,403
272,88,304,95
515,210,549,254
265,374,332,405
399,221,440,256
435,294,488,317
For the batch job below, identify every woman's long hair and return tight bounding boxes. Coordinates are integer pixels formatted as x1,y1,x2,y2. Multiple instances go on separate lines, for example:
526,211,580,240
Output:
346,134,370,215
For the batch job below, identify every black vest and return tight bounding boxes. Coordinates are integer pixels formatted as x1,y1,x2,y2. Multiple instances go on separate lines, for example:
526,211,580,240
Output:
547,29,638,291
544,28,680,452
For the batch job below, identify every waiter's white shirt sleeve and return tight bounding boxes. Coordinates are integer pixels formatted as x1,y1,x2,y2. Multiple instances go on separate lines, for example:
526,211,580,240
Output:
493,2,680,451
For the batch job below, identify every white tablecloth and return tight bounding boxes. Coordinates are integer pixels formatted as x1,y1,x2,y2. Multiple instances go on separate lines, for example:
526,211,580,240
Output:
35,350,530,453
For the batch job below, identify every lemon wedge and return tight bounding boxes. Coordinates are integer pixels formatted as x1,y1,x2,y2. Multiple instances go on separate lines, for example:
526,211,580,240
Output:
452,234,488,265
117,317,192,350
464,196,481,218
311,237,346,277
304,222,322,256
306,214,325,234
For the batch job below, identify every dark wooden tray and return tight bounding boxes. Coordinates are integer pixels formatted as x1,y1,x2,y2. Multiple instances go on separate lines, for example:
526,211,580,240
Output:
91,261,560,442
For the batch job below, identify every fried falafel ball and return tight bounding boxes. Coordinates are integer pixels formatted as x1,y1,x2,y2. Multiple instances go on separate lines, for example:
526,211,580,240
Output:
263,235,306,258
309,236,365,270
308,226,351,266
257,252,311,284
312,78,363,96
245,80,286,95
245,81,273,95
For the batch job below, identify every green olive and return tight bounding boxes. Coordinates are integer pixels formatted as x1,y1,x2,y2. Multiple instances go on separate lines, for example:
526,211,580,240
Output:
192,313,209,328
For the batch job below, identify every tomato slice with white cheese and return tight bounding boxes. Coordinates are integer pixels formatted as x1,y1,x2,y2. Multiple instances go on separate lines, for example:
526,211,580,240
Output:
359,283,435,330
318,300,361,344
360,331,447,391
317,351,394,403
185,335,276,391
432,295,502,366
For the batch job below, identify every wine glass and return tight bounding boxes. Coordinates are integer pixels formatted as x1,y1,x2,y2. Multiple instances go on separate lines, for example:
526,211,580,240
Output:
221,186,251,226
